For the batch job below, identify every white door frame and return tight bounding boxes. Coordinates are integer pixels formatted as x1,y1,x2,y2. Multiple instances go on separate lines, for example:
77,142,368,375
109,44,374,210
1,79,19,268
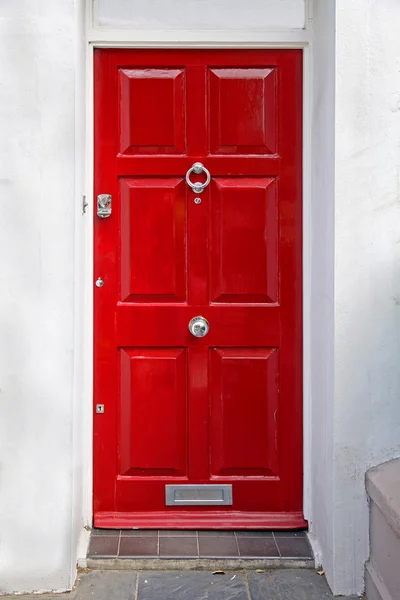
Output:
80,0,314,528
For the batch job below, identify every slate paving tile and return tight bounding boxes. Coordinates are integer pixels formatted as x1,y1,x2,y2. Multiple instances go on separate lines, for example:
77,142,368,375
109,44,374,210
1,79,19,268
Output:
87,534,119,557
137,571,250,600
198,535,239,557
159,536,198,557
74,572,137,600
0,571,360,600
119,535,158,557
247,569,334,600
276,536,313,558
237,536,279,557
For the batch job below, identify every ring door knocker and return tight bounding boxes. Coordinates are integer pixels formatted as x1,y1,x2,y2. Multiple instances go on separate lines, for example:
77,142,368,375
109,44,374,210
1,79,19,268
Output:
185,162,211,194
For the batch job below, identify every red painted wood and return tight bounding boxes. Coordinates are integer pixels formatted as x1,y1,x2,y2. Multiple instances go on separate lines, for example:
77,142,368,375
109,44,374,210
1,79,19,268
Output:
120,178,187,302
209,348,279,477
210,178,278,303
119,348,188,477
209,68,277,155
94,49,303,528
95,511,307,530
119,68,186,155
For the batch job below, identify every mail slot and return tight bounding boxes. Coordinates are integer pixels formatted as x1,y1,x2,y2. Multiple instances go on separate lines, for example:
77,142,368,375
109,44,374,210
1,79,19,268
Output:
165,484,233,506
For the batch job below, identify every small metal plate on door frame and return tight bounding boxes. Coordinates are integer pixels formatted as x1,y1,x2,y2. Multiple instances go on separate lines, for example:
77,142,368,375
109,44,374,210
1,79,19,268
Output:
97,194,112,218
165,484,233,506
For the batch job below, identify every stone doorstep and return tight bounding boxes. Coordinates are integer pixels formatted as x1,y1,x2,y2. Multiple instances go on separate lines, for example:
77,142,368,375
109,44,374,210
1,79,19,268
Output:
366,457,400,538
86,529,314,571
87,557,315,571
365,560,392,600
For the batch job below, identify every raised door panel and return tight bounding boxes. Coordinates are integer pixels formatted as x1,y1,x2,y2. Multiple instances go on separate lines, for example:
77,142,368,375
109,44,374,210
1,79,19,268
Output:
208,67,277,155
209,348,279,477
119,348,188,476
119,68,186,155
120,178,187,302
210,178,278,304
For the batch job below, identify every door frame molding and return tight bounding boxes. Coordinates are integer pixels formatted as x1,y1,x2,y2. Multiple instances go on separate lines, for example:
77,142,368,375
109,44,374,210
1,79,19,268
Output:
81,6,314,528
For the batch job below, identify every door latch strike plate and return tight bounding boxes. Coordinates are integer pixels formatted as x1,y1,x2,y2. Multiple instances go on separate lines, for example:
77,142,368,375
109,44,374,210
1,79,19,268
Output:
96,404,105,414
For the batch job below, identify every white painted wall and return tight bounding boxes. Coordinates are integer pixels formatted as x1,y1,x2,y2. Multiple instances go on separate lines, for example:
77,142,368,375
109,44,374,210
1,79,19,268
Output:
96,0,306,30
0,0,84,594
307,0,336,580
309,0,400,596
332,0,400,595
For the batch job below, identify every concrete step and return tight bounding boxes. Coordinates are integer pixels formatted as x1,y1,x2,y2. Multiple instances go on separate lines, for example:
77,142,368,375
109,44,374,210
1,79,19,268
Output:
86,529,314,571
366,458,400,600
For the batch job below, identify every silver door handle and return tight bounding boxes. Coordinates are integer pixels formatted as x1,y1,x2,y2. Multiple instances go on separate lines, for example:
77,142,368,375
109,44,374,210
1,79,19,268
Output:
186,163,211,194
188,316,210,338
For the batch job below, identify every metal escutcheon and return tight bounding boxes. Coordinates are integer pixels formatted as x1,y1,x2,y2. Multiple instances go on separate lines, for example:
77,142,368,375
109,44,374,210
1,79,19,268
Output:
97,194,112,218
188,316,210,338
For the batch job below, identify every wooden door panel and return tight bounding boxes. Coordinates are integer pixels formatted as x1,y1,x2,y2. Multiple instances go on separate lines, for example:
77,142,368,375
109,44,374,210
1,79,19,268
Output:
119,68,187,155
120,178,187,302
208,67,277,155
210,178,278,304
119,348,188,477
209,348,279,477
94,49,304,529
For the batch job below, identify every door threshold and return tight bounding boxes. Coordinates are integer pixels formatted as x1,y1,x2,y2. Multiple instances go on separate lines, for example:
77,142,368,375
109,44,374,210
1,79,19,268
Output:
94,510,307,530
87,529,314,571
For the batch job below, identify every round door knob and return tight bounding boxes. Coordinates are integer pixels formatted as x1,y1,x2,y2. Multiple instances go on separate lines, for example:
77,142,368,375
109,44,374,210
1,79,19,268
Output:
188,316,210,338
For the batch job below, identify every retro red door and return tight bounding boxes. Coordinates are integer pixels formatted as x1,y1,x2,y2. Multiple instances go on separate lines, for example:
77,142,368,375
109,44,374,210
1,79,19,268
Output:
94,49,303,529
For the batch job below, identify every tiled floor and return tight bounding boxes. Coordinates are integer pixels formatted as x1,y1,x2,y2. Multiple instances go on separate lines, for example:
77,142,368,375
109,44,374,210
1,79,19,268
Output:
1,570,359,600
88,529,312,560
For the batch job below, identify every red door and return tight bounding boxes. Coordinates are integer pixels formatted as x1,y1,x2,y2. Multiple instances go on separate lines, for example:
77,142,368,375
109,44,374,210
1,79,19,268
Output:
94,49,304,529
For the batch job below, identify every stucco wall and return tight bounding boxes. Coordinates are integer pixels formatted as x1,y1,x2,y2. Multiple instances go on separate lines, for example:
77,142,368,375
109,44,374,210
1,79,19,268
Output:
332,0,400,594
0,0,81,593
308,2,400,595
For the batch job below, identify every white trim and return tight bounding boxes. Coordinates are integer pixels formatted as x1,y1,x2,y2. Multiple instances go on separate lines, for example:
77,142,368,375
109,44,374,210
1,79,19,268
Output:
88,0,312,45
87,31,311,45
81,34,313,529
90,0,311,39
81,34,95,527
302,42,312,523
76,527,91,569
307,532,323,569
